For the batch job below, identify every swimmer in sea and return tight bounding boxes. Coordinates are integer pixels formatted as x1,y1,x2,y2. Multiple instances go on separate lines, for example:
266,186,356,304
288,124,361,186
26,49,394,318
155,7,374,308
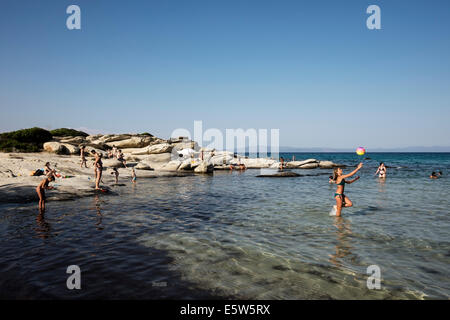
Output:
36,175,55,212
430,172,438,179
332,163,363,217
375,162,386,179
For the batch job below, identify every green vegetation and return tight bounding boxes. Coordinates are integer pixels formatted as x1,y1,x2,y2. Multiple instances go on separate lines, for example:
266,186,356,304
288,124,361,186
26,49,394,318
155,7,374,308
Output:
0,127,53,152
50,128,88,137
140,132,154,137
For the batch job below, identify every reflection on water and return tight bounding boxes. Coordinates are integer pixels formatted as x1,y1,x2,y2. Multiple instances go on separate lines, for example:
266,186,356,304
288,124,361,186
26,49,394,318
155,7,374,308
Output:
35,212,50,239
0,153,449,299
329,217,353,268
94,195,104,231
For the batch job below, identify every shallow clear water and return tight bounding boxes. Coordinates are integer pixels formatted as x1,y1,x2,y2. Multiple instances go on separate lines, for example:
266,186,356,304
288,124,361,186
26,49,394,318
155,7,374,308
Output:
0,153,449,299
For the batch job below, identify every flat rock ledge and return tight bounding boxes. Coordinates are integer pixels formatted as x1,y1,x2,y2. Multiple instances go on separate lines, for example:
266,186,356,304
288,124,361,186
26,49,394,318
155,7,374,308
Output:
256,171,301,177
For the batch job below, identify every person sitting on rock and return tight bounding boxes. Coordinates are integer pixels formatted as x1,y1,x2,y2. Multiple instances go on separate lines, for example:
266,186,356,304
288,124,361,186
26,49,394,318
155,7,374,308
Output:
279,157,285,171
44,162,57,179
116,150,127,168
107,149,114,159
112,145,118,157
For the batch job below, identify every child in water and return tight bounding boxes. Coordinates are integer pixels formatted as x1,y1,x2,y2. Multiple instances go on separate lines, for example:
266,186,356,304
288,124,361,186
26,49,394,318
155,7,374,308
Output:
111,168,119,184
332,163,363,217
131,167,137,183
36,175,55,212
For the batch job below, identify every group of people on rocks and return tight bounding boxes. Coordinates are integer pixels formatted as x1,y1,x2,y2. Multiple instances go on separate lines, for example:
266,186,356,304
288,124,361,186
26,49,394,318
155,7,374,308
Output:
36,146,137,212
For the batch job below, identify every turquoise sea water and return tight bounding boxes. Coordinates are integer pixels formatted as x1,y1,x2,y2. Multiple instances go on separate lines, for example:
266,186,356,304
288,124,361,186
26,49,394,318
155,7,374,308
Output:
0,153,449,299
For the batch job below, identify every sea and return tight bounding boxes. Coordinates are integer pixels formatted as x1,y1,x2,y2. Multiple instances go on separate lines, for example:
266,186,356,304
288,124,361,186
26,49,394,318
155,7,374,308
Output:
0,152,449,299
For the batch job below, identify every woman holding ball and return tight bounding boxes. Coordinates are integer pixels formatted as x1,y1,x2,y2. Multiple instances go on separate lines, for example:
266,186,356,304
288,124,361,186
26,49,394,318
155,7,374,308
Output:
331,163,363,217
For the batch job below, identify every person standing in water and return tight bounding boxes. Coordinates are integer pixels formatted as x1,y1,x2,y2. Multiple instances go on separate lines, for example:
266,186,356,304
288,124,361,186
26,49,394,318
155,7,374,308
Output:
131,167,137,183
111,168,119,184
92,151,103,190
36,175,55,212
332,163,363,217
375,162,386,179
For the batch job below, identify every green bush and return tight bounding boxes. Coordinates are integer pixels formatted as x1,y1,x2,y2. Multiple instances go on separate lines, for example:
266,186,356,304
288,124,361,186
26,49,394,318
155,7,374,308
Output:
50,128,88,137
0,127,53,152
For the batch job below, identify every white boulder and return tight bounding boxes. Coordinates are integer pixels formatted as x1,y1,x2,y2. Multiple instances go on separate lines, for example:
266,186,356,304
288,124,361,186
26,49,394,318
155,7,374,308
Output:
194,161,214,173
102,159,125,168
43,142,67,154
61,143,80,155
319,160,335,169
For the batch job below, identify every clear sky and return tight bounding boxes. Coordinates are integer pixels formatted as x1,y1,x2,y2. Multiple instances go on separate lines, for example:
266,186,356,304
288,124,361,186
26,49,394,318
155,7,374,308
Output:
1,0,449,149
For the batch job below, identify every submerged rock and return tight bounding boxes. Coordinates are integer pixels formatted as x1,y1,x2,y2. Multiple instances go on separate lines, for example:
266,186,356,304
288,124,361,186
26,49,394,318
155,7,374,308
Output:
257,171,300,177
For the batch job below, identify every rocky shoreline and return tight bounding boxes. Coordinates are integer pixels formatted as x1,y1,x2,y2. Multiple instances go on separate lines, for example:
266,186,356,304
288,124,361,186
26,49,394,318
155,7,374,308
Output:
0,133,342,204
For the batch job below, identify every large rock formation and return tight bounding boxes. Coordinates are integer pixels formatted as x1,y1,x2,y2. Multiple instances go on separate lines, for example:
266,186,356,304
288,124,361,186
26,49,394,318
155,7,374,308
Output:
106,136,153,149
130,143,173,155
285,159,317,168
61,143,80,155
43,142,66,154
102,159,125,168
39,132,339,173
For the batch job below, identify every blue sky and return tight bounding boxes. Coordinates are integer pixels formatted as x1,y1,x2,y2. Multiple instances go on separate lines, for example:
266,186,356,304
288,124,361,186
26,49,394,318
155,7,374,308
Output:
1,0,449,149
